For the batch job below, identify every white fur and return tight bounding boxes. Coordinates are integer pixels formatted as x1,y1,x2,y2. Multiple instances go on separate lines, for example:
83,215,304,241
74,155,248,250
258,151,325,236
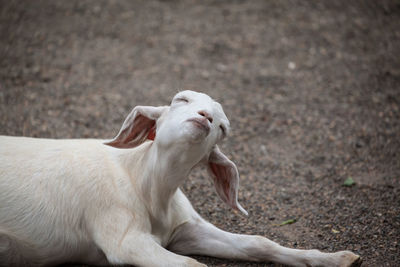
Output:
0,91,361,267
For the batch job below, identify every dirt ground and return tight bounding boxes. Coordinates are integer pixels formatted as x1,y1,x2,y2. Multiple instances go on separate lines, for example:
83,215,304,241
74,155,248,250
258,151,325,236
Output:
1,0,399,266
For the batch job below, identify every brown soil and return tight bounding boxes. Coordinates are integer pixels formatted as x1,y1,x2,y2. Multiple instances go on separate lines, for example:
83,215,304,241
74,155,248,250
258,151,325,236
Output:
1,1,399,266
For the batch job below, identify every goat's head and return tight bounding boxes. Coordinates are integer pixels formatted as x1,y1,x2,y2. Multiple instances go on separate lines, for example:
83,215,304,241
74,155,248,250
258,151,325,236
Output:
105,90,247,215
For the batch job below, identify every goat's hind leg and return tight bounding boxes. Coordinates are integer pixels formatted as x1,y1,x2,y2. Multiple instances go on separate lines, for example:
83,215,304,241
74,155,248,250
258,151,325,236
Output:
0,230,40,267
167,218,362,267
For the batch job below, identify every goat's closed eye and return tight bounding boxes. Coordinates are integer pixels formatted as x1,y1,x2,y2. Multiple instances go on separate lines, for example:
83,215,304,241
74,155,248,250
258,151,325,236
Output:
175,97,189,103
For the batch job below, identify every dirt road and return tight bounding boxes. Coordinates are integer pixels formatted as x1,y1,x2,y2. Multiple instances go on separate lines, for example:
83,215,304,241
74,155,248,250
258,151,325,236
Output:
1,1,399,266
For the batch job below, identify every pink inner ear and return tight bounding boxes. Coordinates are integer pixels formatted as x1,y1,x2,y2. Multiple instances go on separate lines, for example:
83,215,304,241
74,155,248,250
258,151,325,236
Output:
122,114,155,143
127,115,154,140
106,114,156,148
207,146,248,215
147,126,156,140
209,162,232,205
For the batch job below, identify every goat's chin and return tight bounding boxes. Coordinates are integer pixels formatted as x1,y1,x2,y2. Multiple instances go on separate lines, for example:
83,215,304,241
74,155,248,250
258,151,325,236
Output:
183,128,209,144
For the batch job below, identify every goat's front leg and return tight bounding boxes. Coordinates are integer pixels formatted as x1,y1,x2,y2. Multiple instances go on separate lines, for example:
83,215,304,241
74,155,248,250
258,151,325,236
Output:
167,218,361,267
91,209,206,267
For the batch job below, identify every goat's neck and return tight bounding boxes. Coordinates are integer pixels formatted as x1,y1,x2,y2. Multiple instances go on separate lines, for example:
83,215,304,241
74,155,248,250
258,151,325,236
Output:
137,142,200,216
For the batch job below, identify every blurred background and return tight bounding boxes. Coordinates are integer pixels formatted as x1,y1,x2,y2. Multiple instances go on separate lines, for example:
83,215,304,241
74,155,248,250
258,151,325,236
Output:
0,1,399,266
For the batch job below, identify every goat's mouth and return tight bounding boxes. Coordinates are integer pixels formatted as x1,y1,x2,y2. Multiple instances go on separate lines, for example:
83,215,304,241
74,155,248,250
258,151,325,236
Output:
186,118,211,134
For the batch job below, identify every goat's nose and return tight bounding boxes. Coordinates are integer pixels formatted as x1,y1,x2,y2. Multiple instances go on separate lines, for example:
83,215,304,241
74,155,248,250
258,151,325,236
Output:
198,110,213,123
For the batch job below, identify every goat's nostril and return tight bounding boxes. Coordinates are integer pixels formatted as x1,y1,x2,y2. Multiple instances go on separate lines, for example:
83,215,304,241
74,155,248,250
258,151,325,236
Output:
198,111,213,123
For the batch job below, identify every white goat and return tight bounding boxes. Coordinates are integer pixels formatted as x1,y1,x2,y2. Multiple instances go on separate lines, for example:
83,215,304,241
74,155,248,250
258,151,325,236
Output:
0,90,361,267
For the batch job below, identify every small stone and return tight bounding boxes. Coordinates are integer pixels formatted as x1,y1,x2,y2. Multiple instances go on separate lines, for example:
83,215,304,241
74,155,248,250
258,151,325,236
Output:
288,62,296,70
216,63,227,72
201,70,210,79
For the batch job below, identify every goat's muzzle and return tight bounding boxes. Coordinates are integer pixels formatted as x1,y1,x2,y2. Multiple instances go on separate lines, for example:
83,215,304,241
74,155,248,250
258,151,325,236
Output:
186,118,211,135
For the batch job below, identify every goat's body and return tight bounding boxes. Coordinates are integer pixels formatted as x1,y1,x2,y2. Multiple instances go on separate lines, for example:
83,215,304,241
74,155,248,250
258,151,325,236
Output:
0,137,113,265
0,136,193,266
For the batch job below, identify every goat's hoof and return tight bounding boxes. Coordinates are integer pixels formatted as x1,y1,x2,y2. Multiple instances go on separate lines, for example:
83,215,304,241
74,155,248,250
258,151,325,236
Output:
349,255,362,267
337,251,362,267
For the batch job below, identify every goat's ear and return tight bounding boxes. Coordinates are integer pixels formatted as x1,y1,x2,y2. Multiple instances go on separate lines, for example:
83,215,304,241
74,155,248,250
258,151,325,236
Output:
206,145,248,216
104,105,168,149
